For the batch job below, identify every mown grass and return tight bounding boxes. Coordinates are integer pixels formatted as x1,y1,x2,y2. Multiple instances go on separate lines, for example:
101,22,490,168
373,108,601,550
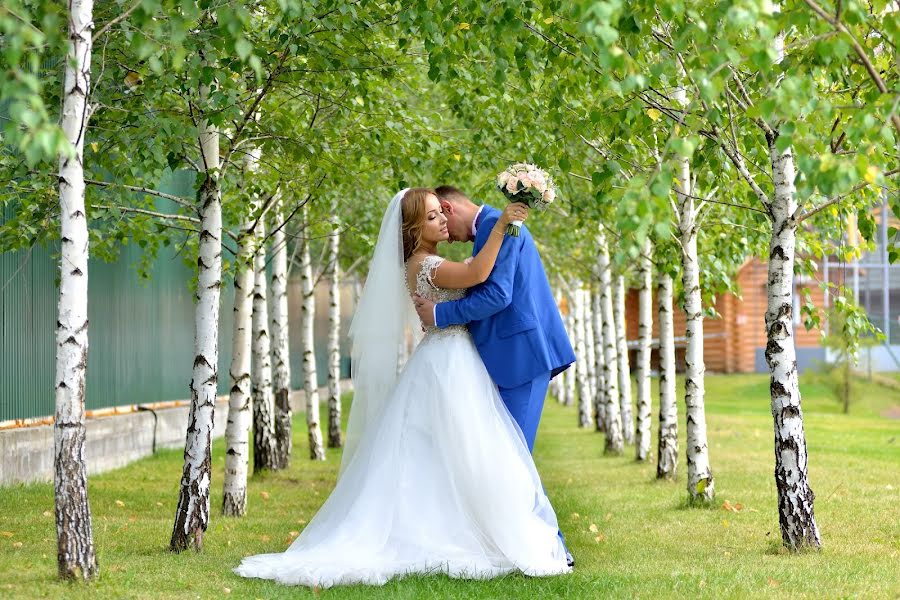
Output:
1,373,898,599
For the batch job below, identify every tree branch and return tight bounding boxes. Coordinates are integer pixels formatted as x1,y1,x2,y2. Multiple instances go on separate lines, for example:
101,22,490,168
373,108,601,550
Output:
85,179,196,211
796,167,900,223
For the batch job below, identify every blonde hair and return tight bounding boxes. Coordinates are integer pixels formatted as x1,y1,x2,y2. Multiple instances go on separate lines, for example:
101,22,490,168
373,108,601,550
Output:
400,187,436,261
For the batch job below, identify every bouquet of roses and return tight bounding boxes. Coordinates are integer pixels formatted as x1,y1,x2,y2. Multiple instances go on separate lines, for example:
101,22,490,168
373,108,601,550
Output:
496,163,557,236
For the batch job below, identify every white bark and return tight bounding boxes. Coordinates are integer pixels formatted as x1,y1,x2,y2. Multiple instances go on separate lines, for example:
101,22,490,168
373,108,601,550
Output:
251,218,278,472
300,206,326,460
552,289,567,403
564,301,577,408
584,288,598,407
171,82,222,552
674,115,715,503
614,274,634,445
574,285,592,427
271,194,293,469
222,218,254,517
656,273,678,480
326,221,343,448
592,285,606,432
54,0,98,577
765,136,821,548
597,231,623,454
635,239,654,462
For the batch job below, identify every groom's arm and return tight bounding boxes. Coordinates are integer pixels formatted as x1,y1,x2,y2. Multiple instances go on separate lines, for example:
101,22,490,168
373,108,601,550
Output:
435,216,524,328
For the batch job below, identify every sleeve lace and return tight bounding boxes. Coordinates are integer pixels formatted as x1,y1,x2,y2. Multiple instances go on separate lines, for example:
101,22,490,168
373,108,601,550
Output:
417,255,445,292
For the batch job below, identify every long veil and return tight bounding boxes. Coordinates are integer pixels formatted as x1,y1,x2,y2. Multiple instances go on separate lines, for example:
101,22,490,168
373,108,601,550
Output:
340,189,421,474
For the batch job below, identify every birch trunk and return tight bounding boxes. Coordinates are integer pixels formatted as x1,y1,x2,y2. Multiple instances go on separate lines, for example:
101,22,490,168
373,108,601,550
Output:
552,289,567,403
584,288,598,407
592,285,606,432
271,195,293,469
635,239,654,462
54,0,98,577
564,303,577,408
574,285,592,427
676,137,715,504
597,231,623,454
614,275,634,445
300,207,326,460
326,223,343,448
251,219,278,472
171,83,222,552
656,274,678,480
222,218,254,516
765,137,821,549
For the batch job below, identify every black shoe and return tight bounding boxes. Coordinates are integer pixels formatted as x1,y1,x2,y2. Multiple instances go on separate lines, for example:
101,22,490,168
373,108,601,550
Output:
566,550,575,568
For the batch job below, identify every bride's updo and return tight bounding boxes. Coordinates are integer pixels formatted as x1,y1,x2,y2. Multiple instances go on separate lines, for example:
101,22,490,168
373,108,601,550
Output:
400,187,436,261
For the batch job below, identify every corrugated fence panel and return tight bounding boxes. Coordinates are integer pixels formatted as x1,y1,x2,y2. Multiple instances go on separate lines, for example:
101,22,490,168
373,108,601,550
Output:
2,169,354,421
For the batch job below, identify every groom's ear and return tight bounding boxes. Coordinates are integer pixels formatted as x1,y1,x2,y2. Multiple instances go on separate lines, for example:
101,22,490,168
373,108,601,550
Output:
439,200,453,214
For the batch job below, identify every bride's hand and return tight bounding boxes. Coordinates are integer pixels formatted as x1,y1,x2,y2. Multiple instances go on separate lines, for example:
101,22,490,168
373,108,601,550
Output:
499,202,529,227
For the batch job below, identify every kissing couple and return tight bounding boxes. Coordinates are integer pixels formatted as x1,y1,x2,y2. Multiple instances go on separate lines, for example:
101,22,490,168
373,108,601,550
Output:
235,186,577,587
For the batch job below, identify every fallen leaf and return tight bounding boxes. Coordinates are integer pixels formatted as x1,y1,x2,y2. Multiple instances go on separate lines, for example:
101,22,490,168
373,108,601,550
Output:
734,503,744,511
260,535,270,543
767,578,780,588
594,534,606,543
589,523,599,533
223,588,231,594
0,532,13,538
604,513,612,522
570,512,580,520
260,491,270,501
297,519,307,525
156,502,163,507
699,580,707,588
115,500,125,508
749,508,759,513
289,531,299,538
886,484,894,490
12,542,23,548
42,511,52,518
722,519,730,528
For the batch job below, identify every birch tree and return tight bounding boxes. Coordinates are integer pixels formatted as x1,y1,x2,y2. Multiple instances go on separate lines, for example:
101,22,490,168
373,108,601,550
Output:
573,285,593,427
300,205,326,460
656,273,678,480
53,0,98,579
271,194,293,468
170,79,223,553
222,213,254,516
326,208,343,448
252,216,278,472
634,239,654,462
597,230,623,454
614,274,634,445
592,283,606,432
584,287,598,412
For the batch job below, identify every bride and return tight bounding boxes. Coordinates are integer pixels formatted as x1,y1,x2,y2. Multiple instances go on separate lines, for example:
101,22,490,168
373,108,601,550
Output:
234,188,571,587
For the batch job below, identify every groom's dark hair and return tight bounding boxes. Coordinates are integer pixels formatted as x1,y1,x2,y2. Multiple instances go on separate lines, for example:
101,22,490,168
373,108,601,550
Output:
434,185,469,204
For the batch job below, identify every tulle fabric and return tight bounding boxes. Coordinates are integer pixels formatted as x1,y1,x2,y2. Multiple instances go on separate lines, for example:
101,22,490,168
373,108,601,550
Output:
233,330,570,587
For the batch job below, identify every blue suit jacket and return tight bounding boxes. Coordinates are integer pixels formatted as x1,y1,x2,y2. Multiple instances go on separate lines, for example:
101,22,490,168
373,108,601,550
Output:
435,205,575,388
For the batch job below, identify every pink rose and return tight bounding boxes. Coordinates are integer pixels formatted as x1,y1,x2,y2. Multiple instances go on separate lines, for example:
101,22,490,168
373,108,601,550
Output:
506,177,519,193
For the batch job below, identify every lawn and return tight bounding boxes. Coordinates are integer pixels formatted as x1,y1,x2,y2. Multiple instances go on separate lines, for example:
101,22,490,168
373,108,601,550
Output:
1,373,898,599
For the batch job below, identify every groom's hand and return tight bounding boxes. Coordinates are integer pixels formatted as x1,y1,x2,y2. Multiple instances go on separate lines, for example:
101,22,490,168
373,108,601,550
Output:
413,294,436,326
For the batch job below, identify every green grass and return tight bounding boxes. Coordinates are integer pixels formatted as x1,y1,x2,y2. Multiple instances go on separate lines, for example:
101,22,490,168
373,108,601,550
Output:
1,374,899,599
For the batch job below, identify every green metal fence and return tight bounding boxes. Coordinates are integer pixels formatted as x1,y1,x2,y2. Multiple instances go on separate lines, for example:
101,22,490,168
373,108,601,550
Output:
2,168,352,421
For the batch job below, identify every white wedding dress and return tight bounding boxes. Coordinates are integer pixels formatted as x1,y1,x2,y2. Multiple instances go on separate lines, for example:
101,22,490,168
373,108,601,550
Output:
234,254,570,588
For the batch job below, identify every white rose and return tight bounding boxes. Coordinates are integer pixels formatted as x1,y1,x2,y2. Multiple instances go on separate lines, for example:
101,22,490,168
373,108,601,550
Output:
497,171,510,186
542,188,556,203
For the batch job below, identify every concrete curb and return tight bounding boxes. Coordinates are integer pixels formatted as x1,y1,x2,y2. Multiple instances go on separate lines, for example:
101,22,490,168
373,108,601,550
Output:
0,383,350,487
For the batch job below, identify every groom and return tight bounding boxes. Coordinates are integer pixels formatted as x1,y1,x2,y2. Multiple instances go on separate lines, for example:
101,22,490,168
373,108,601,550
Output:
413,185,576,564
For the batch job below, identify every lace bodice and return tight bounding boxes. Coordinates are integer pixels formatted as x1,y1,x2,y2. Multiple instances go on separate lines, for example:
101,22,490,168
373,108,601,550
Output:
406,255,467,337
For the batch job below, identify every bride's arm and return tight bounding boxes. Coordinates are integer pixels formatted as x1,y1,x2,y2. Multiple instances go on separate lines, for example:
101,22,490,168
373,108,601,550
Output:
430,203,528,290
